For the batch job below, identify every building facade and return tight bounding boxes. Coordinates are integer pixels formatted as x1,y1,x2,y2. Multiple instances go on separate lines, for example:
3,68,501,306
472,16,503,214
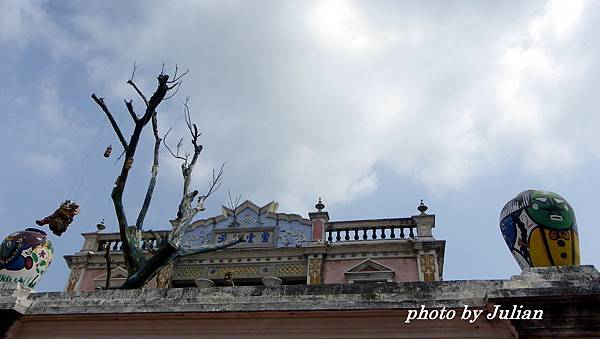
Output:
2,200,600,338
64,200,444,291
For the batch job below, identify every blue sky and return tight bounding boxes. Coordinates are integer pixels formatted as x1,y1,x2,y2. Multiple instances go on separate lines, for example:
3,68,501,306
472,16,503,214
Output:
1,0,599,291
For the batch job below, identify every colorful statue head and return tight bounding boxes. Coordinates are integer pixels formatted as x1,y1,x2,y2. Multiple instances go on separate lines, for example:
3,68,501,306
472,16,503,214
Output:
0,228,54,288
500,190,580,269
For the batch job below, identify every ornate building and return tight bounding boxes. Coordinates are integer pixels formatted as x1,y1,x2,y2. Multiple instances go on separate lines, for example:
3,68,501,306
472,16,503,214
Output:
2,199,600,338
64,200,444,291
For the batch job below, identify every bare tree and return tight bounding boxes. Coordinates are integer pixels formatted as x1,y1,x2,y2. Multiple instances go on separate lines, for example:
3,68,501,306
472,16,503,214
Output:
226,191,243,228
92,64,241,289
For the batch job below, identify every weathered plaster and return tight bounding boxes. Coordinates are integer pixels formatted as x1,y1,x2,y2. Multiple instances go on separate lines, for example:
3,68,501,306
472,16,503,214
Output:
1,266,599,338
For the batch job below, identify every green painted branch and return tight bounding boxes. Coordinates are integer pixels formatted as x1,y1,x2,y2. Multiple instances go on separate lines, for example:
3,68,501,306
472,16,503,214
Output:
136,113,161,230
120,243,177,289
176,236,243,257
104,245,111,290
119,237,243,289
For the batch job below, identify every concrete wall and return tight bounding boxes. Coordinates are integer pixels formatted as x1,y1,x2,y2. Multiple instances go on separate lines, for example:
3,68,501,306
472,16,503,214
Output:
3,266,598,338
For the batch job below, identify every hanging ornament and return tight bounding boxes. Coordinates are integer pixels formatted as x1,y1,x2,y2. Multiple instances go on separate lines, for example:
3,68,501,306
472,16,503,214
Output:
104,145,113,158
35,200,80,236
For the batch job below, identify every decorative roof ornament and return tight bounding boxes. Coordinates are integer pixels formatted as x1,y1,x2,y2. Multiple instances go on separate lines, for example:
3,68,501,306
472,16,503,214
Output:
96,219,106,232
417,199,428,215
0,228,54,288
500,190,580,269
315,198,325,212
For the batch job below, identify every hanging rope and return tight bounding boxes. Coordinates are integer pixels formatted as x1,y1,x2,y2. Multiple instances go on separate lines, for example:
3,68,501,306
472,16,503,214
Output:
72,126,104,199
66,118,105,200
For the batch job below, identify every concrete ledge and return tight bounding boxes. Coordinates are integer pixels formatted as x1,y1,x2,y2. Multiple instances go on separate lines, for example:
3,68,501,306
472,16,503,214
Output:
0,282,31,314
0,265,597,317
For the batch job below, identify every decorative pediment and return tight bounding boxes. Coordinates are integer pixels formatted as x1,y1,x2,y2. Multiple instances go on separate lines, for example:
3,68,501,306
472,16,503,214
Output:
181,200,312,249
187,200,310,230
222,200,279,218
94,267,128,289
344,259,395,283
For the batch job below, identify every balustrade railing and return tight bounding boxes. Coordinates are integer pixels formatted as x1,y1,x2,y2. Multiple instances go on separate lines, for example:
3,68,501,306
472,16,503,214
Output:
95,231,170,252
86,216,427,252
325,218,416,243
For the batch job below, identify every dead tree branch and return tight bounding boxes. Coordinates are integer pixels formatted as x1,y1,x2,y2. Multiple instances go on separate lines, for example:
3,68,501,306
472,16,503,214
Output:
168,65,190,84
136,112,161,230
163,129,188,162
127,61,149,107
91,94,128,149
130,61,139,81
125,100,139,123
92,71,174,281
92,64,238,289
168,100,223,248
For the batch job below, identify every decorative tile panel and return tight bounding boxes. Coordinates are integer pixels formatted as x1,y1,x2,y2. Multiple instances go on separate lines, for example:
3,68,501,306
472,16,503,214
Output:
156,264,173,288
307,257,323,285
66,266,84,292
172,266,202,279
208,266,260,278
277,264,305,276
419,255,437,282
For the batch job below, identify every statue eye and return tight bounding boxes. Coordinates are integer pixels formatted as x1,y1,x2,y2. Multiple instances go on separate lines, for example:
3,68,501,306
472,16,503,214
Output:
534,197,548,203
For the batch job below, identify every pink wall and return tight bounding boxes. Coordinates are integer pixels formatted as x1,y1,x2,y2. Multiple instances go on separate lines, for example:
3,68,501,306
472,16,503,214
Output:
312,220,323,240
77,268,157,291
78,269,104,291
10,310,517,338
323,258,419,284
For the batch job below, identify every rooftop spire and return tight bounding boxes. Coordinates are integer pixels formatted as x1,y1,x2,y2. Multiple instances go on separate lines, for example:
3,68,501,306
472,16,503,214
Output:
417,199,428,215
315,197,325,212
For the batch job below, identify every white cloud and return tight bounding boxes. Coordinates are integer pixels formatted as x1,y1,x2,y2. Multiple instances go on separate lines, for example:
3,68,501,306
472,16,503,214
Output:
3,0,600,212
38,81,67,130
21,153,65,174
310,0,371,51
0,1,45,44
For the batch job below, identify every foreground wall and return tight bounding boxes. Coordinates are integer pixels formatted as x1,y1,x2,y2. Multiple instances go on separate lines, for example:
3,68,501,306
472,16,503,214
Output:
2,266,600,338
10,310,515,339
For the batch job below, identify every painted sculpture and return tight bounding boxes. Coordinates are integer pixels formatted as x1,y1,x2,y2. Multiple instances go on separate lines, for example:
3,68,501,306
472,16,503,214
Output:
500,190,580,269
0,228,54,288
35,200,80,236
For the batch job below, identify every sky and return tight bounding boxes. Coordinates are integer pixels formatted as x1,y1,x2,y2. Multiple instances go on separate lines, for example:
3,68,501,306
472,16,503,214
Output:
1,0,599,292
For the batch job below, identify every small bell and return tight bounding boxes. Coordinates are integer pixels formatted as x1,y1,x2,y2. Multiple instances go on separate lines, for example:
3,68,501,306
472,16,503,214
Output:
104,145,112,158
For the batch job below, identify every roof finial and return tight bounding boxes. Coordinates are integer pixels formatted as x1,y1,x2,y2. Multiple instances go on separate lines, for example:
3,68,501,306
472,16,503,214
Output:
315,197,325,212
417,199,428,215
96,219,106,232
